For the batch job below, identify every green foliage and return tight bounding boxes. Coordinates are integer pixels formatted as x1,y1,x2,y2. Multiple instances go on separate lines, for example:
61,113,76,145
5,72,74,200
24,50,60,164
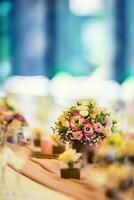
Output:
55,123,68,133
96,113,105,124
77,101,82,106
67,106,78,115
87,101,95,112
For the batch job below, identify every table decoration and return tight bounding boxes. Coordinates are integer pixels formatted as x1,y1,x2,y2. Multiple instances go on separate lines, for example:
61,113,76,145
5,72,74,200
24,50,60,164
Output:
0,99,14,195
0,98,28,146
0,100,15,146
6,113,28,144
41,137,53,155
0,99,29,197
58,149,81,179
94,133,134,165
8,144,133,200
87,132,134,200
52,100,117,152
105,164,133,200
32,127,42,147
51,133,65,154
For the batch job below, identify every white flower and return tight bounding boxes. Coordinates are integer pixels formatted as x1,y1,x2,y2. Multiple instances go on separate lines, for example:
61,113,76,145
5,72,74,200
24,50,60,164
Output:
79,109,89,117
78,106,89,117
58,149,81,163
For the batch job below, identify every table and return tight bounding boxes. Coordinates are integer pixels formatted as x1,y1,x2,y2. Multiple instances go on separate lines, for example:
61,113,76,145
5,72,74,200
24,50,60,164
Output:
0,166,73,200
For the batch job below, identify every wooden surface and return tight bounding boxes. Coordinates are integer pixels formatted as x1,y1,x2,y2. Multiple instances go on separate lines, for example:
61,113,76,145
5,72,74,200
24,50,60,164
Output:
0,145,105,200
0,166,73,200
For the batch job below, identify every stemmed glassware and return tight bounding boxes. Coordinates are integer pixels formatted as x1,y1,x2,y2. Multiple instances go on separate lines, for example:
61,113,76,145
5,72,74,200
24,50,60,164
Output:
0,124,28,198
0,124,9,197
0,104,28,197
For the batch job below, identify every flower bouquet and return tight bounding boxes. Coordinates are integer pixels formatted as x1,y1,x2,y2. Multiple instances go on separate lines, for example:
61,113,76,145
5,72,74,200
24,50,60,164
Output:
0,109,28,145
52,100,117,152
51,133,65,154
6,113,28,144
0,107,15,146
58,149,81,179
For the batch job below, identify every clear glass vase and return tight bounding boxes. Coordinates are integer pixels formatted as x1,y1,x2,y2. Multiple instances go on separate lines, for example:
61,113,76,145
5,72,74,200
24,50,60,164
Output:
6,124,24,145
7,126,31,146
14,132,24,145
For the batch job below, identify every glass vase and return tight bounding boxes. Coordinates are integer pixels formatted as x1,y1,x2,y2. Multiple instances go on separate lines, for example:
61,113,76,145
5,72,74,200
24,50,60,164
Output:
72,140,85,153
6,125,25,145
60,161,81,179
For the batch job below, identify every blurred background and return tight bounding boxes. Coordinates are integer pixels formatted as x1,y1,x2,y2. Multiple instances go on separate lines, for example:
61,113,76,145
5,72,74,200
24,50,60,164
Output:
0,0,134,136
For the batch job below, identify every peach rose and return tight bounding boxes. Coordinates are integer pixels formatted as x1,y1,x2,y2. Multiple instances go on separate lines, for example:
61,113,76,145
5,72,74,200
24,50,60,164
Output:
93,123,104,133
104,115,112,127
62,120,70,128
103,127,112,137
72,131,83,140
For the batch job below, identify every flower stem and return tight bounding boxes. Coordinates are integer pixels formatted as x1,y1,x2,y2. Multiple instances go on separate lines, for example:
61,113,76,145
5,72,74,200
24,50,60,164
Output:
68,161,74,169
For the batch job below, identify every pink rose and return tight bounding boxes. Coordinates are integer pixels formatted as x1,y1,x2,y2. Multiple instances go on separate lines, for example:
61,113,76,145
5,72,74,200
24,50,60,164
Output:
15,114,28,125
72,130,83,140
70,112,84,130
104,115,112,127
4,115,13,123
83,120,94,137
93,122,104,133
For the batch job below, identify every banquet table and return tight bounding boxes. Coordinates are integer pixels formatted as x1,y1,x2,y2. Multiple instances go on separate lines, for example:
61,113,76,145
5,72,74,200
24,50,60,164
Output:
0,166,72,200
1,145,106,200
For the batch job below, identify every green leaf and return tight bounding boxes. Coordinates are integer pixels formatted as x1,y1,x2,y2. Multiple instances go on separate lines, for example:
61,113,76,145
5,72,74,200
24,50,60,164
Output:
77,101,82,106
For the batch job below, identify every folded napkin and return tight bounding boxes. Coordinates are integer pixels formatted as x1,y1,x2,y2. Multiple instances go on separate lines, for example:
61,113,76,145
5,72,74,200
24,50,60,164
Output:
8,145,106,200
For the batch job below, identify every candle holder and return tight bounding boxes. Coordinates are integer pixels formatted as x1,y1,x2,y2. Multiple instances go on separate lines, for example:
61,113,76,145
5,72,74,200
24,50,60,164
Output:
41,138,53,155
50,133,65,155
32,127,42,147
33,137,41,147
53,145,65,155
60,161,81,179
